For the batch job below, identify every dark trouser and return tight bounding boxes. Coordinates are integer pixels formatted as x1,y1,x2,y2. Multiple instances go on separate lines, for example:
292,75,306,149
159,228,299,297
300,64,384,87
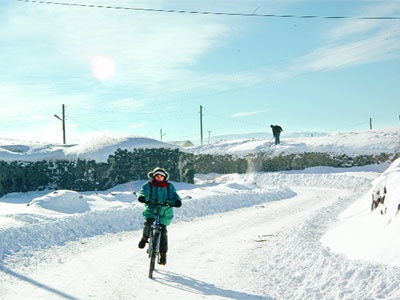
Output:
143,218,168,253
274,133,280,145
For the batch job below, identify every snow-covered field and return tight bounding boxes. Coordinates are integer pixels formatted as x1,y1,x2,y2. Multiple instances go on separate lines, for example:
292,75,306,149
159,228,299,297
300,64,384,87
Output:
1,127,399,162
1,128,400,299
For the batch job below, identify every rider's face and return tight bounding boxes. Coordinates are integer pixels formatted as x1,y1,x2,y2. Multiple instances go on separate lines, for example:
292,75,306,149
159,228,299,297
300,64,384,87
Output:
154,174,165,182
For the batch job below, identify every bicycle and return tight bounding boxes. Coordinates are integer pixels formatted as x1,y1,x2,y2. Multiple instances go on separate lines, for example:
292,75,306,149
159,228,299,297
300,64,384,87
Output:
145,201,173,279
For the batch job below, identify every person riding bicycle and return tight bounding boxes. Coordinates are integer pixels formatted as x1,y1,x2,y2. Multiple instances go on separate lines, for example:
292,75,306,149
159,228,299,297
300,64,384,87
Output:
137,167,182,265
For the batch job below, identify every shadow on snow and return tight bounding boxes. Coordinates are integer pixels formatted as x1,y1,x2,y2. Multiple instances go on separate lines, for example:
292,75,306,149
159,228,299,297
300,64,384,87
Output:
154,270,274,300
0,265,79,300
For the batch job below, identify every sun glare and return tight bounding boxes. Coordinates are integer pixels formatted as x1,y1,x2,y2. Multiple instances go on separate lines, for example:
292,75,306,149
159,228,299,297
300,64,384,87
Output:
90,55,116,81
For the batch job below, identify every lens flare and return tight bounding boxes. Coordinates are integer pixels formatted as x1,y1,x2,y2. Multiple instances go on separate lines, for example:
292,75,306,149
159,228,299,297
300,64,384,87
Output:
90,55,116,81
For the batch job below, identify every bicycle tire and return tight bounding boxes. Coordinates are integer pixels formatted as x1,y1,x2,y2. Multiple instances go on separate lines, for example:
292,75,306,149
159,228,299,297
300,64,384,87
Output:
148,232,159,279
147,231,153,258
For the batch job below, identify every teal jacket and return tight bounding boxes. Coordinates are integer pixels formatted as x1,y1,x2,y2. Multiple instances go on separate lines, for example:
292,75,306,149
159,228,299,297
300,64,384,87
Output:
138,180,182,226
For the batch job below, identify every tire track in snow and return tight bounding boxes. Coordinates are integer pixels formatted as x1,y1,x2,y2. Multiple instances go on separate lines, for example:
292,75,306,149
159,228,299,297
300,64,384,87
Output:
253,186,400,300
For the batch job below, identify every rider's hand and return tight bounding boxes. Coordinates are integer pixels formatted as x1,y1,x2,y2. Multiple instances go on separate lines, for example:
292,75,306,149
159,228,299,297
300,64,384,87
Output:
173,199,182,207
138,195,146,203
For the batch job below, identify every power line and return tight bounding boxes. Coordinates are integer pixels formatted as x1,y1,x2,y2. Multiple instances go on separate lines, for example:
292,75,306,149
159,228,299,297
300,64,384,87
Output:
0,136,55,145
16,0,400,20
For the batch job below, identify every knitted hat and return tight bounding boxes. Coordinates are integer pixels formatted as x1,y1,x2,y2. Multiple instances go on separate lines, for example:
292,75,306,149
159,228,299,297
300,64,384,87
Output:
147,167,169,180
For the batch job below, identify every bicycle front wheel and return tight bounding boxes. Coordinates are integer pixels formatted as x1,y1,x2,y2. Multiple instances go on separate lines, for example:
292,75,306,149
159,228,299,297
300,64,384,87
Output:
148,232,159,279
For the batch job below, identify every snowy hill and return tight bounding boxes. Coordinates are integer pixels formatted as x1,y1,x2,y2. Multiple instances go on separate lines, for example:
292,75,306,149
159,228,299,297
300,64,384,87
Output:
0,127,399,162
0,135,179,162
1,128,400,299
189,127,400,156
196,130,329,144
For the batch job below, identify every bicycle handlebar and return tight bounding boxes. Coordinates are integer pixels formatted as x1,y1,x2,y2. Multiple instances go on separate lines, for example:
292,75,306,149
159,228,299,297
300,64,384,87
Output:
141,201,174,207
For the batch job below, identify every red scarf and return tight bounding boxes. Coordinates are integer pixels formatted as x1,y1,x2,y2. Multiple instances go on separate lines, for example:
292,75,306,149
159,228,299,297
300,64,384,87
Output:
150,180,168,187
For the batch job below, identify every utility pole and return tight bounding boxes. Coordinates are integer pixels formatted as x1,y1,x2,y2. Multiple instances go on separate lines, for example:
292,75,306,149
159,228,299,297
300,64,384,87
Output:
160,129,166,141
200,105,203,145
370,117,372,130
54,104,66,144
208,130,211,144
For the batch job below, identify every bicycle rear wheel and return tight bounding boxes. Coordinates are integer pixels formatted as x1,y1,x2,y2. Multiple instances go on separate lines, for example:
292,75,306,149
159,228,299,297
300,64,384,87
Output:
148,232,159,279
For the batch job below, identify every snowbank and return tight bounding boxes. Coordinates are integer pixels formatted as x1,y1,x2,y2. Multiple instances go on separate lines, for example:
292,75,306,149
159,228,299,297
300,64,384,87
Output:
321,157,400,265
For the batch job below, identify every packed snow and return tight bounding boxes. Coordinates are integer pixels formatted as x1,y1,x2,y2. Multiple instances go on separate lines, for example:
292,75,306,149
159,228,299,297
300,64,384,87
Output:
1,128,400,299
1,127,399,162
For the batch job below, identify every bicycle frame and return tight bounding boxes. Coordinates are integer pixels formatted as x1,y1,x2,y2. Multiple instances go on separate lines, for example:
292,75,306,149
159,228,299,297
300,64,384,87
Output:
145,202,171,279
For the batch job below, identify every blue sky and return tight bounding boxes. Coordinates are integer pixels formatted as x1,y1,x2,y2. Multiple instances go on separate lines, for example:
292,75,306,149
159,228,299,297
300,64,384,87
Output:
1,0,399,145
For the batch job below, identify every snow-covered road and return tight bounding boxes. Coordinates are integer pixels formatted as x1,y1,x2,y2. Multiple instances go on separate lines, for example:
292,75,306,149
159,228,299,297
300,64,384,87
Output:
1,183,353,300
2,169,400,299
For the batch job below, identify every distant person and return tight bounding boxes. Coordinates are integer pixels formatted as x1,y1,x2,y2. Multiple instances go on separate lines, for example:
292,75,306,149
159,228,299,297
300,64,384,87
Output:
137,167,182,265
270,125,283,145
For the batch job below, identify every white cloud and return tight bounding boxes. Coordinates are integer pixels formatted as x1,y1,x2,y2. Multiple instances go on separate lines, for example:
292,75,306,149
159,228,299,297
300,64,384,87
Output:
328,3,400,41
0,1,266,112
267,3,400,81
0,84,94,114
307,3,400,71
232,110,269,118
299,30,400,72
47,5,231,91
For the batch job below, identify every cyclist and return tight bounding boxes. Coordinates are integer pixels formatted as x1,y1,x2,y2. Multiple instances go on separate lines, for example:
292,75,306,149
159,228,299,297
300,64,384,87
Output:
137,167,182,265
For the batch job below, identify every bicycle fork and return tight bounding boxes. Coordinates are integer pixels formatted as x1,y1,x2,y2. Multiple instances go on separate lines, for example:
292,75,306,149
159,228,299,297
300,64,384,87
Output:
148,224,162,257
148,223,162,278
